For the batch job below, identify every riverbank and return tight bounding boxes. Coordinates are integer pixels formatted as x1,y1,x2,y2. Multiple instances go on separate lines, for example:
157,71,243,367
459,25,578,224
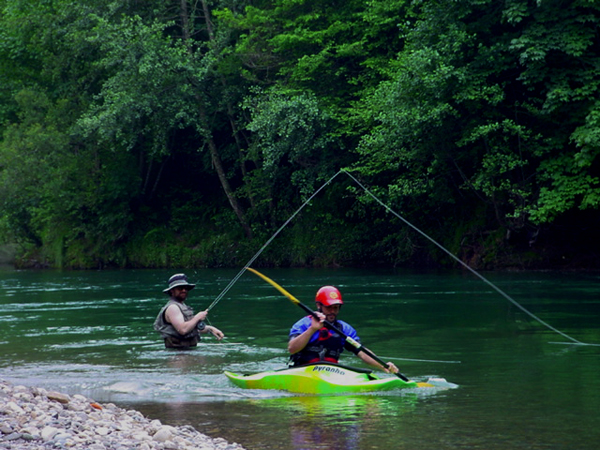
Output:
0,380,247,450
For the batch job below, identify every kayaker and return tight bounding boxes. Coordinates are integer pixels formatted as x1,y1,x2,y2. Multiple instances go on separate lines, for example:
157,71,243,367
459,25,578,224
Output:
154,273,224,349
288,286,400,373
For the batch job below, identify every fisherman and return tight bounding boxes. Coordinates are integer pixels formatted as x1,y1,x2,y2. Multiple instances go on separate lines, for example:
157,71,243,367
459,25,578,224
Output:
154,273,224,349
288,286,399,373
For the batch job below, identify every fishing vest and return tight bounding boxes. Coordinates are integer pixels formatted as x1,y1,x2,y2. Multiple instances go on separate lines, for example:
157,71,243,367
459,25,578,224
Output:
290,324,348,366
153,299,200,348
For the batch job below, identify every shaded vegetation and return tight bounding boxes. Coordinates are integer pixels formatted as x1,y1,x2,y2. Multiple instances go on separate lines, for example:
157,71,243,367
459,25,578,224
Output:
1,0,599,270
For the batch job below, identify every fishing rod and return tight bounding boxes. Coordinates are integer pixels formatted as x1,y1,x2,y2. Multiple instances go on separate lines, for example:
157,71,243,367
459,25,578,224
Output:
205,172,344,313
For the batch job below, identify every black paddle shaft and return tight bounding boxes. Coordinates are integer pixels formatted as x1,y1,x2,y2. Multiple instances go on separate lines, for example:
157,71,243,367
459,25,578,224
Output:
296,302,410,382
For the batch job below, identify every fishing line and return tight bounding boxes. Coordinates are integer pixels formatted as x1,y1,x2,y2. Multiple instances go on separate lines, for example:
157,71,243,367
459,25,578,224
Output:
205,167,593,347
378,356,461,364
342,170,592,346
206,170,345,312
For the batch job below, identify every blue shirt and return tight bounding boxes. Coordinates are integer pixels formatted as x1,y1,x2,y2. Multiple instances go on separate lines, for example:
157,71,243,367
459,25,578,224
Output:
289,316,360,346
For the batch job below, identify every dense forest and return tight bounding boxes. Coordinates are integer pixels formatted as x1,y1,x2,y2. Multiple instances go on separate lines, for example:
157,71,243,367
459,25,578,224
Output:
1,0,599,270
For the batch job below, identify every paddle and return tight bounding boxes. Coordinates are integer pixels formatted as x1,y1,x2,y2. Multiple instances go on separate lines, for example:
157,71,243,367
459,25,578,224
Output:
246,267,418,384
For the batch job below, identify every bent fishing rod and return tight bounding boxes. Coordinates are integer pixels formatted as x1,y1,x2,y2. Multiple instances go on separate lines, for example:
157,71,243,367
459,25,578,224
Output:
246,267,416,383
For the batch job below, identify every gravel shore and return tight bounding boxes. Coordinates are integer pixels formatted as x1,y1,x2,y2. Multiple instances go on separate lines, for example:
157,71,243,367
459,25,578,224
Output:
0,380,247,450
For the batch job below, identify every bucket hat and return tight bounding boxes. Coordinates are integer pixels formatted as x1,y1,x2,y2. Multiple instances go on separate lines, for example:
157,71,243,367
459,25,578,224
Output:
163,273,196,293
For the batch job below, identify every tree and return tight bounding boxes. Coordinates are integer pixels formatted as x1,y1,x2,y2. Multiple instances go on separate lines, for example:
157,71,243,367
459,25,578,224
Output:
76,2,255,238
0,0,138,266
222,0,412,209
353,0,600,258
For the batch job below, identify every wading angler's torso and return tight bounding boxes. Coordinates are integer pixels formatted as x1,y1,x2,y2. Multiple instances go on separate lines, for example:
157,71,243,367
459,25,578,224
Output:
153,299,200,348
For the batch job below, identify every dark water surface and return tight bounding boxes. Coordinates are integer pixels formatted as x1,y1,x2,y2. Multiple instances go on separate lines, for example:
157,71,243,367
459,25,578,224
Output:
1,267,599,449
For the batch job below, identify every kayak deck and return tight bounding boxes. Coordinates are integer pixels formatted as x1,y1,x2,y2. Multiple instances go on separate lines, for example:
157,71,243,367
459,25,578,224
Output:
224,362,420,394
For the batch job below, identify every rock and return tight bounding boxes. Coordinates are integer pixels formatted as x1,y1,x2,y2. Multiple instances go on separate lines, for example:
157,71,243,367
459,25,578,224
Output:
6,401,25,415
88,444,106,450
95,426,111,436
41,426,59,441
0,379,248,450
131,430,151,441
153,426,172,442
18,427,40,438
3,432,22,441
47,391,71,404
20,433,37,441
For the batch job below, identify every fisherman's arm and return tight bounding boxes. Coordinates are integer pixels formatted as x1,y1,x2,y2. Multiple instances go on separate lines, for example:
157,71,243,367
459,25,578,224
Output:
165,305,207,336
201,325,224,340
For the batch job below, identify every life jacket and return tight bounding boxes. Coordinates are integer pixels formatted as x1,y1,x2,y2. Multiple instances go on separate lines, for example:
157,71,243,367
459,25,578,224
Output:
153,299,200,348
290,325,347,366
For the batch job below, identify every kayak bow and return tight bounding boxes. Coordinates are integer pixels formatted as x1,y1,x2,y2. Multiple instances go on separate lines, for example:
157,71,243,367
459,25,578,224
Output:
224,362,432,394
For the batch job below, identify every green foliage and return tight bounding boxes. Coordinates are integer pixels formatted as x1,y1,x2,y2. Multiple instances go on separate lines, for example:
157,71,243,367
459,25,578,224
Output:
354,0,600,236
0,90,69,246
76,15,199,155
0,1,148,267
243,89,336,200
1,0,599,269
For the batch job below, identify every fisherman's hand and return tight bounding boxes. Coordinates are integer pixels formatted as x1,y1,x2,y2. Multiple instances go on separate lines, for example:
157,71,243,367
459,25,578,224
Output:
207,326,224,341
195,310,208,321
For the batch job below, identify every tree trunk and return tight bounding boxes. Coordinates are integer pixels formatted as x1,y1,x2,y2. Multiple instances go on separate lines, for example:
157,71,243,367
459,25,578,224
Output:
179,0,253,238
198,0,257,209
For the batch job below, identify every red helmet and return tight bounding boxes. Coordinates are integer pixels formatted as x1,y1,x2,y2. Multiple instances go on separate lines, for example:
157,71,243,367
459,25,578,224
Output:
315,286,343,306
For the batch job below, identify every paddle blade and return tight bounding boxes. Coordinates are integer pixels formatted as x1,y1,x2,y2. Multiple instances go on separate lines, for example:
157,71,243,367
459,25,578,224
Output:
246,267,301,305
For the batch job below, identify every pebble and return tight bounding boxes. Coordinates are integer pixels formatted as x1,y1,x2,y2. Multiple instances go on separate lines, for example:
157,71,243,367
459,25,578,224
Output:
0,380,247,450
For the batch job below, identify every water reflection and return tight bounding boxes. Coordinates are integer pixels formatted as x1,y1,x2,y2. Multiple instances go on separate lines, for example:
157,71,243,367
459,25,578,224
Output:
252,394,418,450
130,392,422,450
165,351,213,372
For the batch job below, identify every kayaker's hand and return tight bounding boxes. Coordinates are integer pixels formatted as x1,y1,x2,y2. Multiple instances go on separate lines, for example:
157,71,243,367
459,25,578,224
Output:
383,362,399,374
310,311,325,330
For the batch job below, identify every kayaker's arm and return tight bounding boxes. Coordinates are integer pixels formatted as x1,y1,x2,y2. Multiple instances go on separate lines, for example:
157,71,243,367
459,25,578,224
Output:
288,312,325,354
356,348,400,374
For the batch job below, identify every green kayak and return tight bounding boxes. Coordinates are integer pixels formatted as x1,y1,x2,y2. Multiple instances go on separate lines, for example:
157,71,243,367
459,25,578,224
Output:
224,362,431,394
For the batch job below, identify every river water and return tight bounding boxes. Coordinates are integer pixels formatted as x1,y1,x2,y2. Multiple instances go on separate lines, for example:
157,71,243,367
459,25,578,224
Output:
1,267,599,449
